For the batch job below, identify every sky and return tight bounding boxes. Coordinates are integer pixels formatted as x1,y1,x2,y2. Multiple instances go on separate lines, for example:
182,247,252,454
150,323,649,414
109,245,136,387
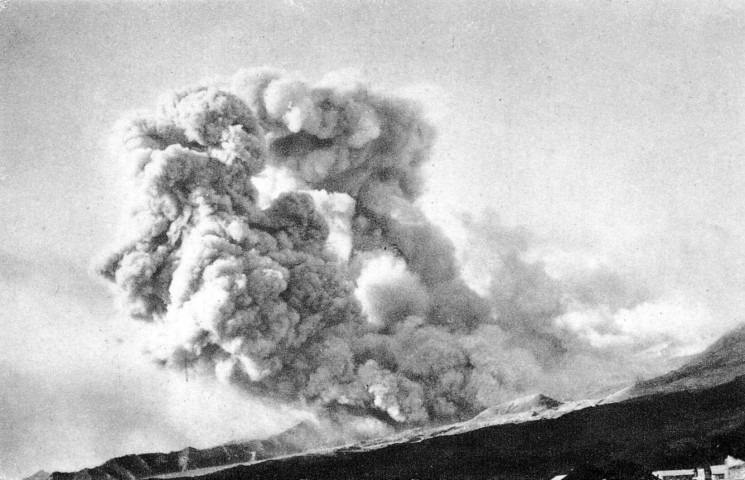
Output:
1,0,745,477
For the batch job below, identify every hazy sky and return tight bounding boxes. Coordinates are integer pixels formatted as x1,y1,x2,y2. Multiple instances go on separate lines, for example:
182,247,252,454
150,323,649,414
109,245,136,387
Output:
1,0,745,477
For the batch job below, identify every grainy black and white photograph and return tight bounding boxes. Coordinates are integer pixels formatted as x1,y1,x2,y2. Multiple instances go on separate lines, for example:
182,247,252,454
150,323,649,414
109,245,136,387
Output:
1,1,745,479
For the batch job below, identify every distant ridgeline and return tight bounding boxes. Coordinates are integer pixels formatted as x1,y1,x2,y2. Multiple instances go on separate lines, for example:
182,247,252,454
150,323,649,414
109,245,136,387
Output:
32,325,745,480
165,376,745,480
28,422,322,480
630,323,745,398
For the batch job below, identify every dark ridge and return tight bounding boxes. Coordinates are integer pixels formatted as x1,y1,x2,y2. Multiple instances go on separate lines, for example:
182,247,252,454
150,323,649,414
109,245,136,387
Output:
37,326,745,480
163,376,745,480
631,323,745,397
40,422,322,480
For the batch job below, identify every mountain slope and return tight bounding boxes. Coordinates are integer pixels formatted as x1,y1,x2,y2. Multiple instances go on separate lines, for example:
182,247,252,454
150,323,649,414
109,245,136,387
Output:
630,323,745,398
472,393,563,420
155,326,745,480
166,376,745,480
39,422,324,480
39,325,745,480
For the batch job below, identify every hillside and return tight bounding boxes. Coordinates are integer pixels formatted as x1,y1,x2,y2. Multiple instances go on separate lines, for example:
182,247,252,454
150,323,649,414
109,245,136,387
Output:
630,323,745,398
152,325,745,480
34,422,324,480
472,393,563,420
165,376,745,480
36,324,745,480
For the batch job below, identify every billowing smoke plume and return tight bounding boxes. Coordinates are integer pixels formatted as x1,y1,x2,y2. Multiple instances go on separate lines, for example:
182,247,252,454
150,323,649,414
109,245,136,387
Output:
99,69,489,425
455,211,711,402
99,68,697,426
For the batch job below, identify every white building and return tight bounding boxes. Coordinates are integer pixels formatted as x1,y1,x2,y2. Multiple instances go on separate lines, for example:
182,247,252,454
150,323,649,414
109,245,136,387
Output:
726,457,745,480
653,468,695,480
653,465,731,480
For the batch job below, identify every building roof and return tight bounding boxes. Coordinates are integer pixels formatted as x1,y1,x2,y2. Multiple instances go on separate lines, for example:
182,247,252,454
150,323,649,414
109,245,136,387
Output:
653,469,694,477
652,465,729,479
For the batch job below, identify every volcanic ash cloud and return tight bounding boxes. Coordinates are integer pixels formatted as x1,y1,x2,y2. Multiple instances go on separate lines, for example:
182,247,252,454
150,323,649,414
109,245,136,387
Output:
99,68,699,427
98,70,495,424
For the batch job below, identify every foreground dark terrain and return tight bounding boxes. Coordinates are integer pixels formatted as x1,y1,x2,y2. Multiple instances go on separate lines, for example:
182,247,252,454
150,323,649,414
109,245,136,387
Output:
163,376,745,480
37,325,745,480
